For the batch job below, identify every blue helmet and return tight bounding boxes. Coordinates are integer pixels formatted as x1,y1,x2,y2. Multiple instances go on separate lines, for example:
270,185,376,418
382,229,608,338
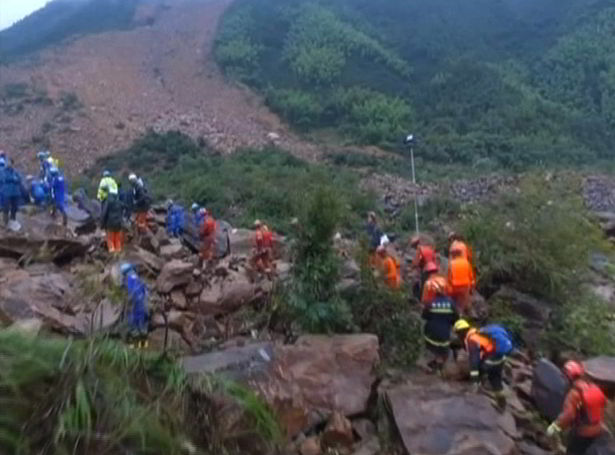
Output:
49,166,59,175
102,170,111,177
120,263,134,275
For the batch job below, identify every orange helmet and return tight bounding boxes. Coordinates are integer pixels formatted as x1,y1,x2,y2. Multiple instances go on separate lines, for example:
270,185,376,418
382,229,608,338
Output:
424,261,438,273
410,235,420,247
563,360,584,381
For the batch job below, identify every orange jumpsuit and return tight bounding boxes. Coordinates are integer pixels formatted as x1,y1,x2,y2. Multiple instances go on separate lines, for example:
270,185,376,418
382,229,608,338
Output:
382,256,401,290
448,257,475,312
450,240,473,264
421,274,450,304
556,380,606,438
201,216,217,261
253,226,274,272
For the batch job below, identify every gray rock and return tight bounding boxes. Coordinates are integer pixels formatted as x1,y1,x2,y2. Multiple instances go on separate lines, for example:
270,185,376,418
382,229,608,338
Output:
531,358,569,421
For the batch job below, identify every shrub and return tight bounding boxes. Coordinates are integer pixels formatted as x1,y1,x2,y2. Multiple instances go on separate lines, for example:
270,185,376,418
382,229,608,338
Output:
348,243,421,367
266,89,325,128
460,174,609,302
283,187,353,333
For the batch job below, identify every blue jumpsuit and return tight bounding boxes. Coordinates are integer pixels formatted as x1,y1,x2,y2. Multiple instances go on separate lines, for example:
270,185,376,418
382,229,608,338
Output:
1,166,26,222
31,180,48,206
50,173,68,225
166,204,185,237
123,271,148,335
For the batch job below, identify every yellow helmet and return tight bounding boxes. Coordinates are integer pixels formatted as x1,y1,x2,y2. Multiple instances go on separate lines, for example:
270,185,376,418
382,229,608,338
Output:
454,319,471,332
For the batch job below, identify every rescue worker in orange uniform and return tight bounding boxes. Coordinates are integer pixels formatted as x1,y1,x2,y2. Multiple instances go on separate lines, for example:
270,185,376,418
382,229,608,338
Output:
251,220,275,276
421,261,458,374
411,235,438,297
201,209,217,262
448,249,475,314
547,361,607,455
448,232,473,264
377,245,401,290
454,319,506,408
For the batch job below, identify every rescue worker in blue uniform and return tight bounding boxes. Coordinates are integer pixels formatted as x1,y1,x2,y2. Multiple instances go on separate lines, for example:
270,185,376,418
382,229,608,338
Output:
120,263,149,348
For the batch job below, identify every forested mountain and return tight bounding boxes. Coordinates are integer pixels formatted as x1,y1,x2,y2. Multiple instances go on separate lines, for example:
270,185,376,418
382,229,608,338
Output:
215,0,615,169
0,0,139,61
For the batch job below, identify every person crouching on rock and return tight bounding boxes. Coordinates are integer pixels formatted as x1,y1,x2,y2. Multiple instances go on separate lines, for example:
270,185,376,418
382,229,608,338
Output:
120,263,149,349
100,185,124,254
547,361,607,455
454,319,514,409
421,261,457,374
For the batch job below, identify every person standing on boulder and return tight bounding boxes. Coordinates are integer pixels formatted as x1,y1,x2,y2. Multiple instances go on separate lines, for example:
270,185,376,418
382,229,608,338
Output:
251,219,275,276
100,185,124,253
120,263,149,349
448,249,475,314
411,235,438,297
366,212,383,267
376,245,402,290
97,170,118,202
129,173,150,234
547,361,607,455
421,261,457,374
0,156,28,228
48,167,68,227
201,208,217,263
454,319,510,409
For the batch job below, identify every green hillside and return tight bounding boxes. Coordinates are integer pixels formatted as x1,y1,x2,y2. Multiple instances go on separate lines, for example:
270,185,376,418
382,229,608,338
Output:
0,0,139,62
215,0,615,170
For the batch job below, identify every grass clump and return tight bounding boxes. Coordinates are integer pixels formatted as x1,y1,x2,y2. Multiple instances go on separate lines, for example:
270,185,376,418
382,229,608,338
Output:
0,331,280,455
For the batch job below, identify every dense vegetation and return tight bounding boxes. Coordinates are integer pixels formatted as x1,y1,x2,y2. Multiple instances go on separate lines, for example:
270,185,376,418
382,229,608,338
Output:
0,0,139,62
0,330,278,454
91,131,374,233
216,0,615,169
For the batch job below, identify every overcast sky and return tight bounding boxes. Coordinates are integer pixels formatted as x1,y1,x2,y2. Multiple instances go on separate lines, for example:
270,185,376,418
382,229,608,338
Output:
0,0,49,31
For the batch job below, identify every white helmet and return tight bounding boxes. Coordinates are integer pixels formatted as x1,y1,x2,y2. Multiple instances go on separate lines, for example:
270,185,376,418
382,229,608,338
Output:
128,173,137,182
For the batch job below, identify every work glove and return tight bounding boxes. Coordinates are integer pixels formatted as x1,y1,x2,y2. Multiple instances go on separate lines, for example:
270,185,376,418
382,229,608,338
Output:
546,422,561,437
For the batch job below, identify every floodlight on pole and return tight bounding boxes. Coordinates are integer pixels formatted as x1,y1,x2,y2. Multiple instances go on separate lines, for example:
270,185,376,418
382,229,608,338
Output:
404,134,419,236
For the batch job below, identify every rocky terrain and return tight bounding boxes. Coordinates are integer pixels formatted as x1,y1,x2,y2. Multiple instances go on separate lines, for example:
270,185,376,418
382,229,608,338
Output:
0,0,323,176
1,189,615,455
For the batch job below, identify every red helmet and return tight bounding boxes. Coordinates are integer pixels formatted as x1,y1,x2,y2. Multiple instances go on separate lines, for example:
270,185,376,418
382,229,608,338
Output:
424,261,438,273
563,360,584,381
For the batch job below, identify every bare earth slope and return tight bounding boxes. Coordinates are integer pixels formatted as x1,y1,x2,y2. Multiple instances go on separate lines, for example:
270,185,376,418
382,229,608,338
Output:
0,0,320,176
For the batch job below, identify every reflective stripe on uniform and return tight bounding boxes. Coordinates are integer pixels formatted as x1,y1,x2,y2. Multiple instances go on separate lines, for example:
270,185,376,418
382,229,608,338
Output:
484,357,506,366
424,335,451,347
470,370,479,377
429,308,455,314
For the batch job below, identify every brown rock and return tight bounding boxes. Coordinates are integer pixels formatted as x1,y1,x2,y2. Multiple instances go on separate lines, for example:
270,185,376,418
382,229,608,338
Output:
352,419,376,442
139,231,160,254
181,335,380,437
156,260,193,293
0,236,88,263
185,279,203,297
386,376,517,455
148,328,191,353
0,270,87,334
299,436,322,455
351,438,380,455
322,412,354,449
124,246,163,274
160,242,184,260
170,290,187,309
198,272,264,316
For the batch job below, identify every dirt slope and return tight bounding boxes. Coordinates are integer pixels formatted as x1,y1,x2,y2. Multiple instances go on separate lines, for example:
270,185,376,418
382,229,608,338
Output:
0,0,320,176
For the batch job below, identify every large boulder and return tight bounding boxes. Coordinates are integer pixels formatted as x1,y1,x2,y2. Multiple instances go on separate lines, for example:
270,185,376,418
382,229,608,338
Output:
386,377,517,455
156,260,193,293
198,271,266,316
0,236,88,264
531,358,569,421
182,334,380,436
124,246,164,275
490,287,553,345
0,269,87,334
584,356,615,398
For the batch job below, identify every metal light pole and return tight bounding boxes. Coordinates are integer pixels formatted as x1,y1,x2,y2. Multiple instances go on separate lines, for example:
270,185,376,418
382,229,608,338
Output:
405,134,419,236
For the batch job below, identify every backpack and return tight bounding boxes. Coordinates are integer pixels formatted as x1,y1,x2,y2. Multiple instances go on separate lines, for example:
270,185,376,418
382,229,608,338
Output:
574,380,606,426
480,324,515,356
